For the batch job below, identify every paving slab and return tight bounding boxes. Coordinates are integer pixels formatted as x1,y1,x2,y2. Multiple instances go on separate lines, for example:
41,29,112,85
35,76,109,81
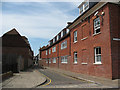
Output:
2,69,46,88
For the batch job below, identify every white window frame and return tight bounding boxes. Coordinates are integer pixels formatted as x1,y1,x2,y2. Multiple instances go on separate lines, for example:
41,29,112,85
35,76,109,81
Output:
94,17,100,34
74,31,77,43
61,40,67,50
61,31,63,37
74,52,77,63
84,2,89,11
46,50,48,55
49,49,51,54
61,56,67,63
53,58,56,63
79,6,83,15
52,46,56,52
53,38,55,43
94,47,102,64
57,35,59,41
67,29,69,33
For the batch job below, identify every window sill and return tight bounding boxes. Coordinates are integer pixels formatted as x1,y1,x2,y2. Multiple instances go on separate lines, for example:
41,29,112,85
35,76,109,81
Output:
81,37,88,41
81,63,88,65
74,41,77,44
92,32,101,36
93,63,102,65
61,62,68,64
73,62,78,64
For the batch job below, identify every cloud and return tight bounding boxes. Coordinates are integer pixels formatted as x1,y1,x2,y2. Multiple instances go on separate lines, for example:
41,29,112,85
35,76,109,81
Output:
2,0,83,2
2,2,80,39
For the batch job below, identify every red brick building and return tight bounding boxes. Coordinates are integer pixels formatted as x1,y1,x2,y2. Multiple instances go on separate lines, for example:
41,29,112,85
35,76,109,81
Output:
39,28,71,70
2,28,34,73
39,1,120,79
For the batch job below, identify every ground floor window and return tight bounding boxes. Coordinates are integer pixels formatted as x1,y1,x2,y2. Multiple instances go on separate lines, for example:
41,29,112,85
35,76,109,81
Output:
49,59,51,63
53,58,56,63
61,56,67,63
94,47,101,64
74,52,77,63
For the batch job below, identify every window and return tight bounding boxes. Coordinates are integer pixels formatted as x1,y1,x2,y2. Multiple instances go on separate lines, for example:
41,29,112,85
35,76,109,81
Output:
61,56,67,63
74,31,77,42
94,17,100,34
46,50,48,55
67,29,69,33
49,49,51,54
53,58,56,63
94,47,101,64
61,31,63,37
57,35,59,41
61,41,67,49
52,46,56,52
49,59,51,63
63,30,66,36
80,6,83,14
59,34,61,39
53,38,55,43
55,37,57,42
84,2,89,11
74,52,77,63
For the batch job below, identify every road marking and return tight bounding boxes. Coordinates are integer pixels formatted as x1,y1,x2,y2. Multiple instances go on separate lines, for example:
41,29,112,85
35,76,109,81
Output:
38,71,52,87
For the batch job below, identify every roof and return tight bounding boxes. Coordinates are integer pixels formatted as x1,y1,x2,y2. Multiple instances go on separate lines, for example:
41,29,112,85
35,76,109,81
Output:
3,28,20,35
40,32,70,51
2,28,30,48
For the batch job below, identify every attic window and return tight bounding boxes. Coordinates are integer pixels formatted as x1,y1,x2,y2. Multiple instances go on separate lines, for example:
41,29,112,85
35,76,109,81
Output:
61,31,63,37
80,6,83,14
84,2,89,11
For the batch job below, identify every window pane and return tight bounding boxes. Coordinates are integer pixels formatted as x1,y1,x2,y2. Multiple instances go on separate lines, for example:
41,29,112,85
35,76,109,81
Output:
96,29,100,33
99,47,101,54
94,17,100,34
97,55,101,62
96,48,99,54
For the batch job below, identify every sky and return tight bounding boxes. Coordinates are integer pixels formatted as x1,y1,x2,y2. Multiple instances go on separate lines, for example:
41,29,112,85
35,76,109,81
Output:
1,1,83,56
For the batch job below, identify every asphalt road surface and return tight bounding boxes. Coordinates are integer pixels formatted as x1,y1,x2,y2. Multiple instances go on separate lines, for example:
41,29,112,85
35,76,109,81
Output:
37,68,93,88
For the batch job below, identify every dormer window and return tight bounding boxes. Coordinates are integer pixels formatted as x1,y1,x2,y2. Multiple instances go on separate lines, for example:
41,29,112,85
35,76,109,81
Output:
63,30,66,36
57,35,59,41
59,34,61,39
67,29,69,33
53,38,55,43
78,1,91,16
61,31,63,37
84,2,89,11
80,6,83,15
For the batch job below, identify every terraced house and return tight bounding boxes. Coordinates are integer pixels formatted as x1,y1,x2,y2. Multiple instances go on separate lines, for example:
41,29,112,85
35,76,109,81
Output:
39,1,120,79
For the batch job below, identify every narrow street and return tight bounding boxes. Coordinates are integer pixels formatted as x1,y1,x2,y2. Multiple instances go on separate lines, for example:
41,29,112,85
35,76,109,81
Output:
37,68,97,88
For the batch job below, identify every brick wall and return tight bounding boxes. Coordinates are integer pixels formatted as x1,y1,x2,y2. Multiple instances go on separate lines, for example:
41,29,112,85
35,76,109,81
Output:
70,3,113,79
109,3,120,79
40,3,119,79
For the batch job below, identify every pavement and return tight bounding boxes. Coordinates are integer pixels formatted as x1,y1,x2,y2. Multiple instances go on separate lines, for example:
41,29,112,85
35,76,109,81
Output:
46,67,120,88
2,69,46,88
